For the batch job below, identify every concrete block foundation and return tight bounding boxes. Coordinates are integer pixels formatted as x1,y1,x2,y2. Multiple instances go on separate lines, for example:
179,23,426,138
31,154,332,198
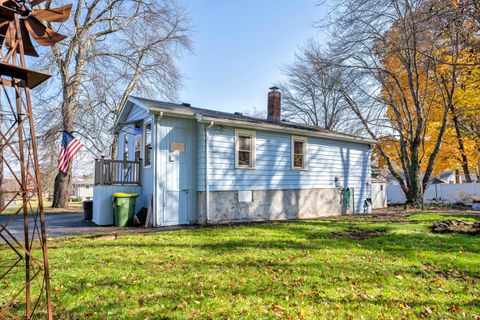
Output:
197,188,353,223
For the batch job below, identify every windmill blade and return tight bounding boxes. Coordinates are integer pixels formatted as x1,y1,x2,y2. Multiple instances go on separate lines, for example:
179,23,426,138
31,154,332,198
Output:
19,20,38,56
31,4,72,23
24,15,65,46
0,0,17,7
29,0,46,6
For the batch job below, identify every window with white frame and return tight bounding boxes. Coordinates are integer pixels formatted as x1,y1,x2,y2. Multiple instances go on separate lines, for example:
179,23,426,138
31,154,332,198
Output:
144,122,152,167
123,134,129,161
134,124,142,161
235,129,255,169
291,136,307,170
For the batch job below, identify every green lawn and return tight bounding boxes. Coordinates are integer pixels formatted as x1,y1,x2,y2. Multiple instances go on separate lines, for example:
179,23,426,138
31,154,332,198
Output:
2,212,480,319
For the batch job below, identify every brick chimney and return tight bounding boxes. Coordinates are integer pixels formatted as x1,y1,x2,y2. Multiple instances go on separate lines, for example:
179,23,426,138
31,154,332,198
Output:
267,86,281,123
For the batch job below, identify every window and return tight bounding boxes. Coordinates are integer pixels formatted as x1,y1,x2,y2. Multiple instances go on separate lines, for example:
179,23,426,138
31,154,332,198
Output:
144,122,152,167
134,125,142,161
235,129,255,169
123,134,129,161
291,136,307,170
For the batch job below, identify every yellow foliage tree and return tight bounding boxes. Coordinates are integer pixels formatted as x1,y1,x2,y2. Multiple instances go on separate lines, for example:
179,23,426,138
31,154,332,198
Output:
377,2,479,191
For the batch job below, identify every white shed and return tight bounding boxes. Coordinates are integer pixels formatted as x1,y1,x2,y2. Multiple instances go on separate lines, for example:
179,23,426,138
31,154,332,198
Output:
371,177,387,209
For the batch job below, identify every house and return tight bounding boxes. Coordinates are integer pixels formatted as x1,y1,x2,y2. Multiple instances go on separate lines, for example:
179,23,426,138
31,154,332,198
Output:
438,171,478,184
72,176,94,200
93,88,375,226
387,171,478,186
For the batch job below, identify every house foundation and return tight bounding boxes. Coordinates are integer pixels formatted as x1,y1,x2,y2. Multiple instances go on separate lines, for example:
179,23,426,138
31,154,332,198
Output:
197,188,354,223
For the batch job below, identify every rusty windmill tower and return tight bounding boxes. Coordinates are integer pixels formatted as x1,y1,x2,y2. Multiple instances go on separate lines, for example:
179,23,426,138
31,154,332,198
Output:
0,1,71,319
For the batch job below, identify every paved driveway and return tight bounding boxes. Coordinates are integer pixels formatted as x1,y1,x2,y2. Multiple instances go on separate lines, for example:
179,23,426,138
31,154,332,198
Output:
0,212,194,242
0,213,107,240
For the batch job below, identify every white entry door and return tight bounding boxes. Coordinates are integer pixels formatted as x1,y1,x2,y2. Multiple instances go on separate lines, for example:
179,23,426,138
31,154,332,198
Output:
158,117,196,226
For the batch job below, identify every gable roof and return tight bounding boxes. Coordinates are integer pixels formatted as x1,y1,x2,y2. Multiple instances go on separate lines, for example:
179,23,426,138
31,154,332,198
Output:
114,96,377,145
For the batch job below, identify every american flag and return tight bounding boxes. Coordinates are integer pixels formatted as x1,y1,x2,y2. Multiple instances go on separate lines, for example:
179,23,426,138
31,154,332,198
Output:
58,130,84,173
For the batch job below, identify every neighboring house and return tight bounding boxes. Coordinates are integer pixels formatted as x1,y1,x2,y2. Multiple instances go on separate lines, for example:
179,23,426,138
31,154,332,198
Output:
388,171,478,186
93,88,376,226
72,177,94,200
438,171,478,184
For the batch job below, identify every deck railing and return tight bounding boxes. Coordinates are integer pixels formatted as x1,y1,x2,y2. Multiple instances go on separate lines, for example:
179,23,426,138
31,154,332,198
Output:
94,157,142,185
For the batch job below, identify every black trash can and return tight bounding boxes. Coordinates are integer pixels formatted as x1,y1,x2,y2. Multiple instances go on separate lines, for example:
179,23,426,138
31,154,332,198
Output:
82,200,93,221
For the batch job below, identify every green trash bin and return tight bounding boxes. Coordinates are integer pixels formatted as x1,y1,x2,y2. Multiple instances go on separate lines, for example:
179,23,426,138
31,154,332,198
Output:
112,193,139,227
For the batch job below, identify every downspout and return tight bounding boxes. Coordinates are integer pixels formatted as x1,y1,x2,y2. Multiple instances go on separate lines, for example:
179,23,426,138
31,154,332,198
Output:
153,112,163,226
205,121,214,223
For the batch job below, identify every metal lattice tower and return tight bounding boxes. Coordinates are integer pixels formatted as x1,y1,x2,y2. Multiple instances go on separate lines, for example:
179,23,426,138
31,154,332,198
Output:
0,1,72,319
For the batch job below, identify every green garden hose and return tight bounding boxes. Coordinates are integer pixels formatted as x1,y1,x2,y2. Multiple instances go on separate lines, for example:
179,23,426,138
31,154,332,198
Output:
342,188,351,209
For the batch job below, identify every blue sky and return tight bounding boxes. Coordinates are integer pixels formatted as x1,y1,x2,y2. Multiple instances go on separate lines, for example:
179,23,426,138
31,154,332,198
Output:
178,0,328,114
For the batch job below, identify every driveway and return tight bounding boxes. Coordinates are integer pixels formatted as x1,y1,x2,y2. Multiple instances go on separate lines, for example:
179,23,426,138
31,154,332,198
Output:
0,212,195,242
0,212,106,240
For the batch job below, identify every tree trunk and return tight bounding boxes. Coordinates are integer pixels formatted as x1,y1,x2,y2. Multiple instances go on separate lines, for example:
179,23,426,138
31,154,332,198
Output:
451,107,472,182
477,150,480,182
52,93,74,208
405,145,423,206
111,134,119,161
52,170,72,208
406,169,423,206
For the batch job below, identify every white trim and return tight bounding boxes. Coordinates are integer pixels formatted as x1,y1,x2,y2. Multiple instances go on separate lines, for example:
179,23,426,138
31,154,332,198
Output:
128,96,153,111
205,121,214,223
152,113,159,227
143,120,152,168
235,129,256,169
113,97,150,130
291,135,308,170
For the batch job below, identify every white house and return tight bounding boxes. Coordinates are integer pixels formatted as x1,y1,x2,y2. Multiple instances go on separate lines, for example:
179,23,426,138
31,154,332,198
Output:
93,88,376,226
72,177,94,200
438,171,478,184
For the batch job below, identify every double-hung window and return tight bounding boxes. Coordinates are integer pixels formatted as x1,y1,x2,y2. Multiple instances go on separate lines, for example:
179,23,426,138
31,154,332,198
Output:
144,122,152,167
235,129,255,169
123,134,129,161
134,125,142,161
291,136,307,170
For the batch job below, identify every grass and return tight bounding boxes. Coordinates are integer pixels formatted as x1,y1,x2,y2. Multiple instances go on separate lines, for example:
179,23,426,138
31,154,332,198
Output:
1,212,480,319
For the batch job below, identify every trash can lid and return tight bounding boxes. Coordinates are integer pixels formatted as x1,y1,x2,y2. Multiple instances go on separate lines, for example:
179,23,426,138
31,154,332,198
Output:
112,193,139,198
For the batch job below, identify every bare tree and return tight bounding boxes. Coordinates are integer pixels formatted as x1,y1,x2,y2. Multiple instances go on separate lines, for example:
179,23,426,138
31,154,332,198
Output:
315,0,477,205
32,0,192,208
279,40,369,135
